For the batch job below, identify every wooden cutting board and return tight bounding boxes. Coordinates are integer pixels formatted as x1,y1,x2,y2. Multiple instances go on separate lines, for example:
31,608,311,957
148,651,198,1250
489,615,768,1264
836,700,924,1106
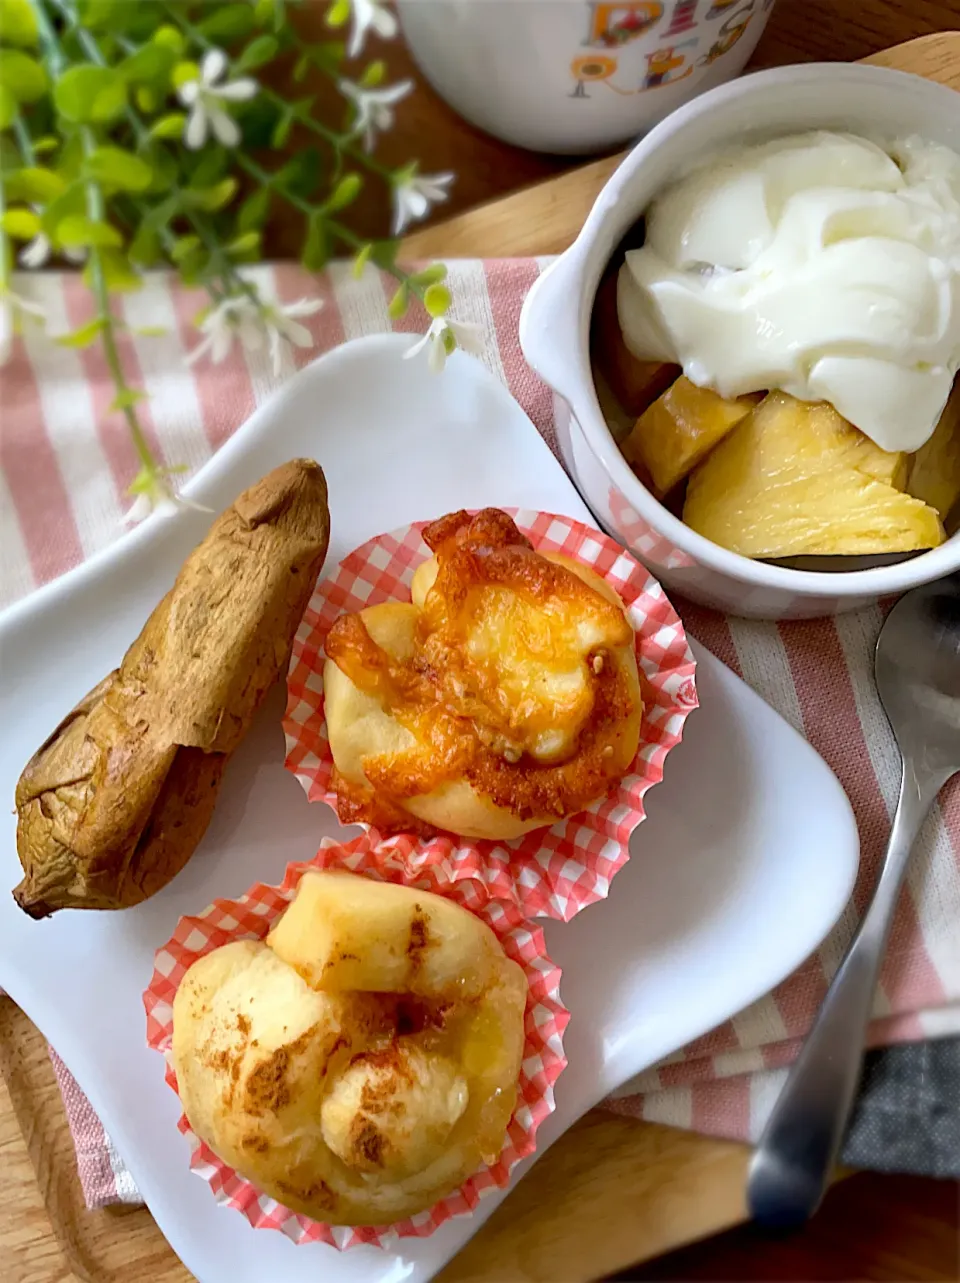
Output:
3,30,959,1283
403,32,960,260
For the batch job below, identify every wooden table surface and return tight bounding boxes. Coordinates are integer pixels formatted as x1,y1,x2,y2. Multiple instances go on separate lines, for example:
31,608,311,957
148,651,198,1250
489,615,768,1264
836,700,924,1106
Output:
4,3,960,1282
282,0,960,250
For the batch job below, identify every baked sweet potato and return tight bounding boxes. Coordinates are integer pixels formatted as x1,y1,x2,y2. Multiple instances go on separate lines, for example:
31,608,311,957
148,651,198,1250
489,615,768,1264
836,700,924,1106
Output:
14,459,330,918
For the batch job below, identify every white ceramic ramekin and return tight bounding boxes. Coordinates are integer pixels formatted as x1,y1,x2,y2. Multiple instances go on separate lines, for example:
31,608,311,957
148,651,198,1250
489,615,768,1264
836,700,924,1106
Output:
519,63,960,619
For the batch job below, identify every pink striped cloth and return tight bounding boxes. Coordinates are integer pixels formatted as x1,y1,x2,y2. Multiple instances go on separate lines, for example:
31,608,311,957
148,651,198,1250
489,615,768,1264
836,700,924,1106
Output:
4,260,960,1209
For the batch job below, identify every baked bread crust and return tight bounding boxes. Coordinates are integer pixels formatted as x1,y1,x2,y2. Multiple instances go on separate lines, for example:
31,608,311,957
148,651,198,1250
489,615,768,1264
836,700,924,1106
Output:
324,509,642,839
172,871,527,1225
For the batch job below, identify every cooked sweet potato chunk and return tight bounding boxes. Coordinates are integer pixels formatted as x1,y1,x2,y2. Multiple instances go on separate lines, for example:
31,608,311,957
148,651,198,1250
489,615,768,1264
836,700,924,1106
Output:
14,459,330,917
684,393,942,558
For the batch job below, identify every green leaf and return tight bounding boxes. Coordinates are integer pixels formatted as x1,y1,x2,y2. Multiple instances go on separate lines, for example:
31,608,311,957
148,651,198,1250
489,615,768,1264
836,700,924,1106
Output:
271,112,293,149
0,49,47,102
253,0,275,24
128,220,161,267
313,40,345,74
144,144,177,194
176,249,207,284
54,66,127,124
371,239,398,270
188,148,227,188
424,282,451,318
119,43,176,85
326,0,350,28
0,84,15,130
392,160,417,188
236,33,278,72
127,464,154,496
301,217,327,272
192,177,237,212
78,0,121,32
141,191,178,229
153,25,185,55
170,234,200,263
277,148,322,199
0,133,17,168
352,242,373,278
237,95,281,148
388,283,410,319
110,388,146,412
228,230,260,256
171,60,199,90
56,318,105,348
238,187,270,232
409,263,448,287
0,0,39,47
135,85,160,114
1,207,40,238
197,3,255,41
361,61,385,87
326,172,361,212
291,94,316,120
91,248,142,291
5,166,66,203
32,136,59,155
86,146,153,193
150,112,186,140
58,214,124,249
133,325,168,337
57,133,85,181
293,52,309,83
39,182,86,237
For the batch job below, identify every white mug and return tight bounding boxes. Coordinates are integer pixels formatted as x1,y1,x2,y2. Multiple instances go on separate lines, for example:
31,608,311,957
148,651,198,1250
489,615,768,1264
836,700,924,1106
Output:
397,0,777,154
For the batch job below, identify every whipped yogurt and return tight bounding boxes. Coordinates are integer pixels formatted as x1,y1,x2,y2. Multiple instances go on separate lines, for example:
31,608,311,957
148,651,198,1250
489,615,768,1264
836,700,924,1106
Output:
617,131,960,452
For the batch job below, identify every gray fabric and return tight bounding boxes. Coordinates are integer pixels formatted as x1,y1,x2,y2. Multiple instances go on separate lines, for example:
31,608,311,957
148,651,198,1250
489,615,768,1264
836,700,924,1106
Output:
842,1037,960,1177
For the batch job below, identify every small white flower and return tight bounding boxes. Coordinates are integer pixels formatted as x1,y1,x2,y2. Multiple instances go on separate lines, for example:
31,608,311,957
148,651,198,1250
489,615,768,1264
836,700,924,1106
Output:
19,232,53,269
186,293,322,377
0,288,47,365
178,48,258,150
392,170,455,236
339,77,412,152
123,467,211,526
20,234,86,268
185,294,263,367
403,315,484,374
347,0,398,58
18,211,87,270
123,490,174,526
262,297,324,377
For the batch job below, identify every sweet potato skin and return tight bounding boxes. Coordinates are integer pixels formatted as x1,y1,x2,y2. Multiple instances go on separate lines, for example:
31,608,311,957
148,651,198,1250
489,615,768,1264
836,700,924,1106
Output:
14,459,330,917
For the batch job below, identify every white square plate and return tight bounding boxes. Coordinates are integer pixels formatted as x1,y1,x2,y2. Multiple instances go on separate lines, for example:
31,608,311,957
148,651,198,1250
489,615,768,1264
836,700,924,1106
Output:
0,335,858,1283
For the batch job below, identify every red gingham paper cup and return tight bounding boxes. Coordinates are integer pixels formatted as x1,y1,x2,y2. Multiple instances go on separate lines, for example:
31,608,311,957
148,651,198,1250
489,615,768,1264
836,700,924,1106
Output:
283,509,698,921
143,835,568,1251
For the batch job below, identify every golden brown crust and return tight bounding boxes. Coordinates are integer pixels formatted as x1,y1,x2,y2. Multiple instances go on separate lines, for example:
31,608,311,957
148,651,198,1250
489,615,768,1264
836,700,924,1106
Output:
324,509,642,838
421,508,629,636
172,874,528,1225
14,460,330,916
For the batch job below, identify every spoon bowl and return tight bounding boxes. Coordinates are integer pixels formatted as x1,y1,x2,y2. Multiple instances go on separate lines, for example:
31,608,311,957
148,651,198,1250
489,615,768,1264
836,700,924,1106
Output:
877,574,960,771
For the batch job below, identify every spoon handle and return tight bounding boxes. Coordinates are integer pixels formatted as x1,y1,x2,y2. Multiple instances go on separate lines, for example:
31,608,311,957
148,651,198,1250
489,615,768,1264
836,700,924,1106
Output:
746,758,942,1227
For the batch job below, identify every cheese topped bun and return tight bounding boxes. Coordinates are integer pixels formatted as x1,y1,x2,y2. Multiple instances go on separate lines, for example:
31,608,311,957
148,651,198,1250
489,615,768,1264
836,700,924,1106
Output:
171,871,526,1226
323,509,642,839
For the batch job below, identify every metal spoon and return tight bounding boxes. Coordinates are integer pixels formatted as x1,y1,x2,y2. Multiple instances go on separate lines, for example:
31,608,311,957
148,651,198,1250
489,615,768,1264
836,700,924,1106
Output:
747,574,960,1227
